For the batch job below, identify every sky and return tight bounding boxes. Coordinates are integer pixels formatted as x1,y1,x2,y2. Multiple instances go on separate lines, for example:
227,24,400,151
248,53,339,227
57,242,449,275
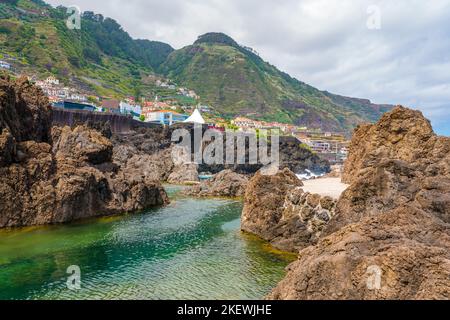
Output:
46,0,450,135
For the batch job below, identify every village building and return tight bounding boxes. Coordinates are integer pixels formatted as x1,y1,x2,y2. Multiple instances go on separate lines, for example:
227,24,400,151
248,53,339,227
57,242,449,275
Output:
0,60,11,70
45,76,59,85
119,101,142,118
102,99,121,114
143,99,172,112
144,110,189,126
232,117,265,130
52,101,97,112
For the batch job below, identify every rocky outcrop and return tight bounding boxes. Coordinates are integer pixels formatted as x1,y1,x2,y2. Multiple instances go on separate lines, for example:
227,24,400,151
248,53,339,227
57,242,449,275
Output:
184,169,249,197
279,136,330,174
112,127,176,182
199,135,330,176
114,145,174,182
267,106,450,300
241,168,337,252
342,106,443,184
268,204,450,300
328,107,450,234
167,163,200,184
0,76,52,143
0,77,168,228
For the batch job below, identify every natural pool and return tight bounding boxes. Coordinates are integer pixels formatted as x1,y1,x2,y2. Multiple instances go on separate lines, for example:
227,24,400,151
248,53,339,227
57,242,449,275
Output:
0,186,295,300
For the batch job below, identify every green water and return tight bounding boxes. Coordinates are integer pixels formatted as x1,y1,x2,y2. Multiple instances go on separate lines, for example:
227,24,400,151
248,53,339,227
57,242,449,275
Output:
0,186,295,300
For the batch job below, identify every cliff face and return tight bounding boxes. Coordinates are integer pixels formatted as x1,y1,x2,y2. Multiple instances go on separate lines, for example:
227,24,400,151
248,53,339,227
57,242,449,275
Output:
198,134,330,176
0,77,168,228
241,168,337,252
342,106,440,184
335,106,449,232
267,106,450,300
112,125,330,184
0,76,52,144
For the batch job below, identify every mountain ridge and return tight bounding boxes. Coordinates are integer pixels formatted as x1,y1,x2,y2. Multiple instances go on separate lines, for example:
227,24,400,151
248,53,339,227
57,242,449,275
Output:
0,1,393,133
161,32,393,131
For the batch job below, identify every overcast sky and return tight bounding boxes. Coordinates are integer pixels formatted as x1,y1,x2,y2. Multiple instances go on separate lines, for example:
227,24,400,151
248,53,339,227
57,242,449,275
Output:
46,0,450,135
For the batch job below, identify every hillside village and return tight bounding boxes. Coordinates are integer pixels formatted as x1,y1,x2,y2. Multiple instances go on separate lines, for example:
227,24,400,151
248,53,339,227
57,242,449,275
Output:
1,58,349,164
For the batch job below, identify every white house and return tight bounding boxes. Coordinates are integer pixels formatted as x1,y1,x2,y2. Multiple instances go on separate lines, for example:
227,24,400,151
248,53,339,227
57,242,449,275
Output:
45,76,59,85
120,101,142,118
0,60,11,70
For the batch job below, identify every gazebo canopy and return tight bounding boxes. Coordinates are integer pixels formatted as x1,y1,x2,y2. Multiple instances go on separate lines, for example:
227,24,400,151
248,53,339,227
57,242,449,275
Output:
184,109,206,124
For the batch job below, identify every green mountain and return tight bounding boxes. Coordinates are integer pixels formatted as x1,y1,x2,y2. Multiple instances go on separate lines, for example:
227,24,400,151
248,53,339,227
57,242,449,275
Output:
0,1,392,132
0,0,174,97
161,32,392,132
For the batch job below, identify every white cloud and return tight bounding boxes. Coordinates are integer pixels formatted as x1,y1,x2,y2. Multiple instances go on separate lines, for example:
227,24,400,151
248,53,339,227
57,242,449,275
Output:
46,0,450,134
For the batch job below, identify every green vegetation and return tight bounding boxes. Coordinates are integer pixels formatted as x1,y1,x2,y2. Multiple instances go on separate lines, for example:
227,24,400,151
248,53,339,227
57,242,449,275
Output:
0,0,174,98
0,2,391,133
299,143,313,153
161,32,392,132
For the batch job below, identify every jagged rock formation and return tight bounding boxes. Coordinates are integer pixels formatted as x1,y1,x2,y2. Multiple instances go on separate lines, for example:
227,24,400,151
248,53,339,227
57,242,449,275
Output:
279,136,330,174
0,77,168,228
184,169,249,197
332,106,449,233
0,76,52,143
267,106,450,300
112,127,177,182
111,124,330,184
167,163,200,184
268,204,450,300
241,168,337,252
342,106,443,184
199,134,330,176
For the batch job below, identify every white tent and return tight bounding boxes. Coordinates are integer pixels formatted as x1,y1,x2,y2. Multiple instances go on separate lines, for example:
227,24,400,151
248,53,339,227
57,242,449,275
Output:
184,109,206,124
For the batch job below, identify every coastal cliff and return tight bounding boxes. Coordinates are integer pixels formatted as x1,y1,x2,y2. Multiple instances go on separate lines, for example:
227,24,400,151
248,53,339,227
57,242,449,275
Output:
264,106,449,299
0,77,168,228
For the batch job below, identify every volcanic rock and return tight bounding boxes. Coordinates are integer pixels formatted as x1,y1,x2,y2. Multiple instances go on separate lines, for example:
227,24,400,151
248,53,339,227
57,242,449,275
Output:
184,169,249,197
267,106,450,300
0,77,168,228
167,163,200,184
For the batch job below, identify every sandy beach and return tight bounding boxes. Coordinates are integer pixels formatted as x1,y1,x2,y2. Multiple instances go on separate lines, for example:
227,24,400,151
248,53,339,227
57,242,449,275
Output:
301,178,349,199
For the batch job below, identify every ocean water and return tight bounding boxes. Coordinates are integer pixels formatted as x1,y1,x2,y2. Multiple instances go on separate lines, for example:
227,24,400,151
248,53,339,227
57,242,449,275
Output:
296,169,324,180
0,186,295,300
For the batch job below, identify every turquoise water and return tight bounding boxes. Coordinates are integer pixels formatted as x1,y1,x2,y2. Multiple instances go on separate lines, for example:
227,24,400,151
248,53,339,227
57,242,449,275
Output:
0,186,295,300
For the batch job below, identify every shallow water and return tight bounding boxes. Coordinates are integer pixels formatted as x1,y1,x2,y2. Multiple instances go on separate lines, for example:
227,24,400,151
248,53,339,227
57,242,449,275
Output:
0,186,295,300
